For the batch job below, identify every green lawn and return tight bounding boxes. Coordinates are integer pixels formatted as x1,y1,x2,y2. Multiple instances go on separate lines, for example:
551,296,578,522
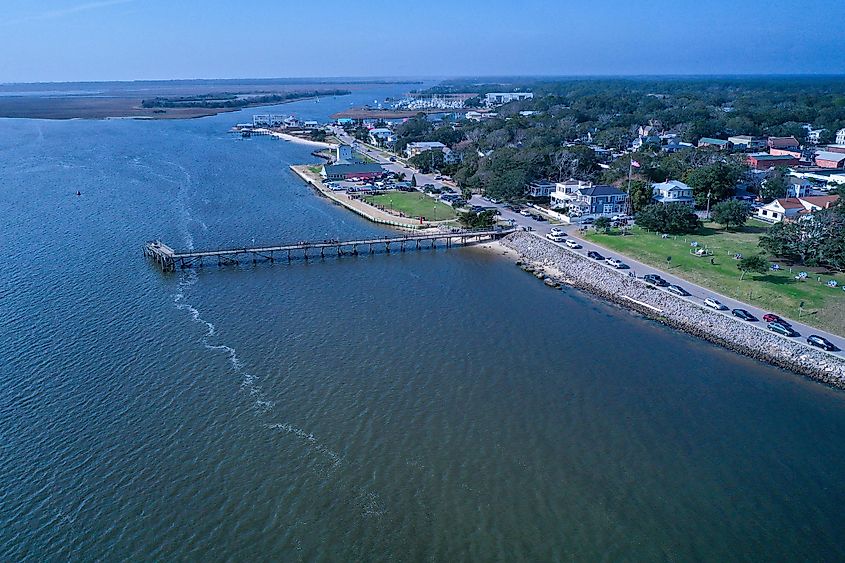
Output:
364,192,456,221
307,165,322,175
585,222,845,335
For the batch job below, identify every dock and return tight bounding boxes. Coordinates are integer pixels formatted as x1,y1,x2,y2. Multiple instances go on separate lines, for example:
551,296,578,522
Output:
143,228,515,272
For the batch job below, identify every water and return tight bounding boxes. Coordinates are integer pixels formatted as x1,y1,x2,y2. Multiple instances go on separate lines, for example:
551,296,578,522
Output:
2,86,845,561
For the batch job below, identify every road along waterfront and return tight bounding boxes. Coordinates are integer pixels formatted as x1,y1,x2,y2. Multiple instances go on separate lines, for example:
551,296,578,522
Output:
500,231,845,388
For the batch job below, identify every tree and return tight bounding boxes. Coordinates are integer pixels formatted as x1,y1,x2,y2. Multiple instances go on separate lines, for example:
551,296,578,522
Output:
684,160,745,207
635,203,701,235
458,210,497,229
593,216,611,232
737,254,769,280
760,167,789,201
461,186,473,201
711,200,751,230
627,179,654,212
408,149,445,174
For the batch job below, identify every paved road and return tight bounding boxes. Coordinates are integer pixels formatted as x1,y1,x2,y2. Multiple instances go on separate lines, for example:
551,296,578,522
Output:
470,195,845,358
328,128,844,356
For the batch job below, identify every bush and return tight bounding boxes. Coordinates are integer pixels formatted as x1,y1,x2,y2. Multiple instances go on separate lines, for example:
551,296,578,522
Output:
635,203,701,234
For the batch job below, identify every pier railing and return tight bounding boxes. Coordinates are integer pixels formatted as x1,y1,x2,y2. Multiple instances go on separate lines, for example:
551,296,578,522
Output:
143,228,515,272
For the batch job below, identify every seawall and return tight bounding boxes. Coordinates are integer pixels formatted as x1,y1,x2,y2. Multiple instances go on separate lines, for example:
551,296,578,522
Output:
500,231,845,389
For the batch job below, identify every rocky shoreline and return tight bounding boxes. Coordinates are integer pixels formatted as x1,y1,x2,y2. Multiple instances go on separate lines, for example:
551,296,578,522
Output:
499,231,845,389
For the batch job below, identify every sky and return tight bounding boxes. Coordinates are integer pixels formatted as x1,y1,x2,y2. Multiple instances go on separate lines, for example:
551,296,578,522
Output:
1,0,844,83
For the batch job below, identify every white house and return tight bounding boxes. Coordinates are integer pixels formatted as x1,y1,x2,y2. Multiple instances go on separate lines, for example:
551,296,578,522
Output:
837,128,845,145
336,144,353,164
807,128,826,144
527,180,556,198
550,179,592,208
756,195,840,223
405,141,447,158
368,128,394,145
652,180,695,205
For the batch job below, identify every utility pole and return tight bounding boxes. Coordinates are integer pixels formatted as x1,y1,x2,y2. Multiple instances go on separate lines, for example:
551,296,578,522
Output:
706,191,712,219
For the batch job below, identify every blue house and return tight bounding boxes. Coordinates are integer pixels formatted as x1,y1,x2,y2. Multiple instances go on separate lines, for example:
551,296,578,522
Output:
573,185,629,216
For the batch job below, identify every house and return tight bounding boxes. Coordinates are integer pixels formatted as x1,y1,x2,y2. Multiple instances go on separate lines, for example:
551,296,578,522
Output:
283,116,301,128
652,180,695,205
815,151,845,169
527,180,557,198
484,92,534,106
747,153,800,170
405,141,447,158
768,136,800,150
837,128,845,145
663,140,693,153
728,135,767,151
368,128,394,145
572,185,629,216
302,120,319,129
632,135,661,151
756,195,839,223
697,137,731,150
321,163,384,181
550,179,592,208
807,129,826,144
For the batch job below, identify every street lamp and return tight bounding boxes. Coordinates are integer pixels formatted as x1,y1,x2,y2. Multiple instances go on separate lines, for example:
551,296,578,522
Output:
706,191,712,219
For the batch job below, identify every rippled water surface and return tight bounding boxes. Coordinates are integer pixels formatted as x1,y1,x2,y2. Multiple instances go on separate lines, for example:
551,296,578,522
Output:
2,87,845,561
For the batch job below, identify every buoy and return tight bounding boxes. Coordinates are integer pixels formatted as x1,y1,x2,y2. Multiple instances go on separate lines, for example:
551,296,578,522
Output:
76,191,81,196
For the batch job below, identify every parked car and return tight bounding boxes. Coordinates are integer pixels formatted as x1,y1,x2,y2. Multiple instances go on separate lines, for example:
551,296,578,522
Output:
546,232,566,242
587,251,605,260
519,209,533,217
550,227,566,236
731,308,757,322
564,239,581,249
768,322,798,337
704,298,727,310
762,313,788,325
606,258,626,269
642,274,669,287
807,335,837,351
389,156,397,162
581,217,595,225
666,284,689,297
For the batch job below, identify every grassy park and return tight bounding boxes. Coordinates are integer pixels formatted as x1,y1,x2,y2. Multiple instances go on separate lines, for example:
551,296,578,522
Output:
586,222,845,334
364,192,456,221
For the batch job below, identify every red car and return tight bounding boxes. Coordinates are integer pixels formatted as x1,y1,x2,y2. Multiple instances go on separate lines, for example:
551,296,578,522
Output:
763,313,788,325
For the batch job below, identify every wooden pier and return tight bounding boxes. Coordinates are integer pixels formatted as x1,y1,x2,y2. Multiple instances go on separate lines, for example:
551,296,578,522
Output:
143,228,515,272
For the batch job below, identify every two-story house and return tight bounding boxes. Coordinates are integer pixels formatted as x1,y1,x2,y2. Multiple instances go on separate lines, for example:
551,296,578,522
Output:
573,185,629,216
652,180,695,205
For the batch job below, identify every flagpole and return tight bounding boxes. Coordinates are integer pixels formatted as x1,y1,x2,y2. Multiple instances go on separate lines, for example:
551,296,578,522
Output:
627,158,633,216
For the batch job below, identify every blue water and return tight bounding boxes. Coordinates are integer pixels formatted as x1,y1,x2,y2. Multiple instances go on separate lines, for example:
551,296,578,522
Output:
2,85,845,561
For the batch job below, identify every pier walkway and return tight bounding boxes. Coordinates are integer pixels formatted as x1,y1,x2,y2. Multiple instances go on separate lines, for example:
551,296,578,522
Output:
143,228,514,272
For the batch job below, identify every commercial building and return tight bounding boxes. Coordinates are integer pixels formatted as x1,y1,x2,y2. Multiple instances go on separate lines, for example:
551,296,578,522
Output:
768,136,800,150
747,153,800,170
484,92,534,106
728,135,766,151
321,163,384,181
651,180,695,205
815,151,845,169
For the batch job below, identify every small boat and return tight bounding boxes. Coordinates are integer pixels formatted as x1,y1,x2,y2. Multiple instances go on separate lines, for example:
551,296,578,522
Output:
75,190,81,196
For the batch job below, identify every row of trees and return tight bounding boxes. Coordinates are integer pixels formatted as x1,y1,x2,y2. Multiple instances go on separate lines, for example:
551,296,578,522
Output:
760,203,845,271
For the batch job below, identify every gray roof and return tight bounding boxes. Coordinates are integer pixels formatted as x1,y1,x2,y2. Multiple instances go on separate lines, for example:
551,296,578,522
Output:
579,185,626,197
323,163,384,174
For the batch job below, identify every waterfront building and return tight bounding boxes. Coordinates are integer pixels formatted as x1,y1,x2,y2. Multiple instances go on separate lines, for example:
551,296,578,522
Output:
484,92,534,106
550,179,592,208
652,180,695,205
321,163,384,181
336,144,353,164
527,180,557,198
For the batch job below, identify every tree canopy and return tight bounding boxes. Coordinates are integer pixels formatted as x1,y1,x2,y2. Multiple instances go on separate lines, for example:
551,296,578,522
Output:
711,200,751,230
635,203,701,234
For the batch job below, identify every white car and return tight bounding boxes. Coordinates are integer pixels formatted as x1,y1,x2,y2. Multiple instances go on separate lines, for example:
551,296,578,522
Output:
606,258,624,268
519,209,533,217
550,227,566,236
704,298,727,310
564,239,581,249
546,232,566,242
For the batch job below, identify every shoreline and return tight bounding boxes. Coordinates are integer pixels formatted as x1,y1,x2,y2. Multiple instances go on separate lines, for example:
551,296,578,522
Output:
262,130,336,148
488,232,845,389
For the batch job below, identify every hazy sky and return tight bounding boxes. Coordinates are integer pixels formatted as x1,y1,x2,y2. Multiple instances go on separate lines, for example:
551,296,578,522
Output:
2,0,844,82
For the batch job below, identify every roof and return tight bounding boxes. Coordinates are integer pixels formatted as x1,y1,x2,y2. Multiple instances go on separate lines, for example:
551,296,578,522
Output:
407,141,446,149
749,153,797,161
369,128,392,134
770,198,806,209
323,163,384,174
800,195,839,208
768,136,800,147
652,180,691,191
815,151,845,163
579,185,627,197
699,137,730,145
